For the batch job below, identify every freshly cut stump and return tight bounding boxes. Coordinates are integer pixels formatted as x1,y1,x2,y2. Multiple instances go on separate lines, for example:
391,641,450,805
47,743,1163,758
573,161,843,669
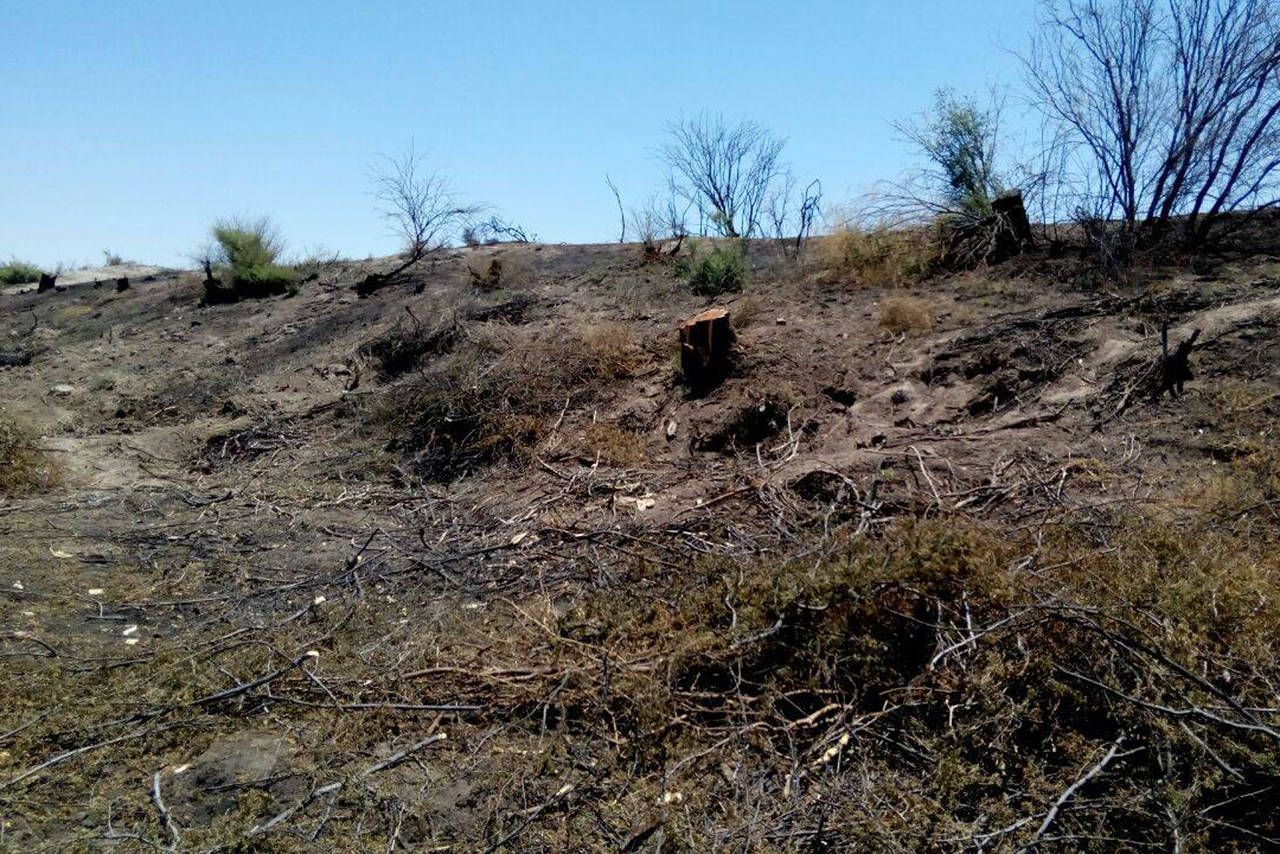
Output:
680,307,732,391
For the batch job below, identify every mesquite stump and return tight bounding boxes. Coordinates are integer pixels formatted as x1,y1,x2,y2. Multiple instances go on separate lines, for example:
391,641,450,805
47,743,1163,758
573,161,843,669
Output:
1158,322,1201,399
992,189,1034,258
679,307,732,392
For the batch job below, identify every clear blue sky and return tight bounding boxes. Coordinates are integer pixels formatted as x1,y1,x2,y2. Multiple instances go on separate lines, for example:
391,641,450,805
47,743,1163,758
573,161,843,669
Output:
2,1,1037,269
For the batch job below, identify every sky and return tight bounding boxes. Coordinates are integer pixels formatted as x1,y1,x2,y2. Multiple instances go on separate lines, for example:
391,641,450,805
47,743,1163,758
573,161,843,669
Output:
1,1,1040,269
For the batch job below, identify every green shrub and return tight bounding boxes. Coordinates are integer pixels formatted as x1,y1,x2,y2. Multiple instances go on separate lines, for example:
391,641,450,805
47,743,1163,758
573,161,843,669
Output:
677,240,746,297
200,216,297,303
0,260,43,285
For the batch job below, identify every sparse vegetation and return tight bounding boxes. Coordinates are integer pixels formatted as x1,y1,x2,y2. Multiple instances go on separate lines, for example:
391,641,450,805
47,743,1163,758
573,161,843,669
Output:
198,215,297,304
678,239,747,296
0,415,57,493
819,221,940,286
879,295,936,334
580,421,646,466
0,259,43,285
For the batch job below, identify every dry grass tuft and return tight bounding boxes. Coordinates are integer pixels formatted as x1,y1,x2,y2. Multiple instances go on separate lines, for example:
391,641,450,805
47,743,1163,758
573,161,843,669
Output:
579,321,638,380
818,223,940,287
879,296,936,335
580,422,647,466
0,415,58,494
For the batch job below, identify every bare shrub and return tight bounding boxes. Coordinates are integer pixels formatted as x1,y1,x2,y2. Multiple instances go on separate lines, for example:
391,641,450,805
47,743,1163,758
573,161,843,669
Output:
371,144,480,281
660,113,787,238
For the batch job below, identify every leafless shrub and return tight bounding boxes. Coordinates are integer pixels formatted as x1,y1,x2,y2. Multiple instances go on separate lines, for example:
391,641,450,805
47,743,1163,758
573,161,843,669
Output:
371,144,480,275
462,215,536,246
766,175,823,260
660,113,787,238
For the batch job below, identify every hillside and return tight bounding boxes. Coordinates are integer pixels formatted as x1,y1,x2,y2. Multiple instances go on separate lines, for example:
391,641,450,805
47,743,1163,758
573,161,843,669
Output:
3,226,1280,851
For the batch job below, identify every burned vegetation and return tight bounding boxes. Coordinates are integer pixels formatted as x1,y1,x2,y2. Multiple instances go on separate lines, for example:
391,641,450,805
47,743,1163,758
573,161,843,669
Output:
5,212,1280,853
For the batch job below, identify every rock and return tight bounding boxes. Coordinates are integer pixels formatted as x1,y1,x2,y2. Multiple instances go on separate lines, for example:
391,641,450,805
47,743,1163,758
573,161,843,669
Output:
50,383,75,397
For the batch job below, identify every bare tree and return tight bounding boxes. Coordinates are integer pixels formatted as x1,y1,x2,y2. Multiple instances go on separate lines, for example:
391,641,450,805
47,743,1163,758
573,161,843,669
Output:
660,113,787,238
766,174,823,259
371,144,479,276
1025,0,1280,245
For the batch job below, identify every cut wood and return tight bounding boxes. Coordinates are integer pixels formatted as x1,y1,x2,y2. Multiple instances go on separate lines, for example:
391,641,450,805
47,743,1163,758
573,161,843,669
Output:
679,307,732,391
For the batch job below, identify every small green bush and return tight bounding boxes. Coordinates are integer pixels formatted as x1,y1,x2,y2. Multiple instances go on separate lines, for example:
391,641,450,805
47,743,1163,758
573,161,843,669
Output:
200,216,297,304
677,240,746,297
0,260,43,285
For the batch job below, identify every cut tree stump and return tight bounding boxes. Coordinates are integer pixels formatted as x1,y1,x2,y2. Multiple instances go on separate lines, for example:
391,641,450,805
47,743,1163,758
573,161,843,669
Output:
37,273,57,293
993,189,1034,258
679,307,732,391
1158,322,1201,399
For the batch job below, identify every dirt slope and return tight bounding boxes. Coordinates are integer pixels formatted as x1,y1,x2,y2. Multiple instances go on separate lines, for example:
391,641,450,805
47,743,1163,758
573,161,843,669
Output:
3,231,1280,850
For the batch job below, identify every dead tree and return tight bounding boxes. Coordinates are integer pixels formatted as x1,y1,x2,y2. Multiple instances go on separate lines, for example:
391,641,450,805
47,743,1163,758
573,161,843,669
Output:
363,144,480,296
1024,0,1280,245
660,113,786,238
1158,322,1201,399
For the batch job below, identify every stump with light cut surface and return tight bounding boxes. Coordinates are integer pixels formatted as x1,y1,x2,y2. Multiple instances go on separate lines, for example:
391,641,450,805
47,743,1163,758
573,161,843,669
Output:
679,307,732,391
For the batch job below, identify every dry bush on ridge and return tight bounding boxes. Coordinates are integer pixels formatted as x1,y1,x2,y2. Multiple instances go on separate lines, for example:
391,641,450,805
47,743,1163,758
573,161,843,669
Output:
818,222,941,287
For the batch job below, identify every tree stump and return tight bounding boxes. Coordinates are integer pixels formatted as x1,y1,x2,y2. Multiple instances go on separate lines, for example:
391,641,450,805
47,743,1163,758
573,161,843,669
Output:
679,307,732,391
1158,322,1201,399
115,277,130,293
993,189,1034,249
36,273,57,293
